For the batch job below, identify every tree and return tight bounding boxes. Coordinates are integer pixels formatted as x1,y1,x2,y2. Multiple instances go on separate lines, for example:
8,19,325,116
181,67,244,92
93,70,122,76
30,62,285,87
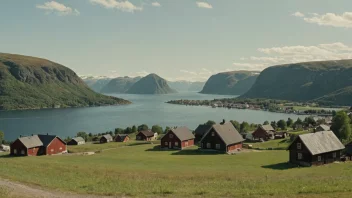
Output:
270,121,277,129
76,131,88,141
0,130,4,144
332,110,337,117
114,128,124,134
263,121,269,125
277,120,287,130
132,125,137,133
286,118,293,128
240,122,250,133
151,125,163,134
304,116,316,127
230,120,240,131
331,111,352,141
205,120,216,126
124,127,132,134
164,126,171,134
138,124,149,131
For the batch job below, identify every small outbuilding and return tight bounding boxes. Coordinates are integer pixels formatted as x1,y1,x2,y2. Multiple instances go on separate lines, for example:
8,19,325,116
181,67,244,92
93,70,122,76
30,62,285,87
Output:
199,122,244,153
161,127,195,150
67,137,85,145
0,144,10,152
115,134,130,142
194,124,212,143
100,134,113,144
252,125,275,141
314,124,331,132
136,130,155,141
287,131,345,166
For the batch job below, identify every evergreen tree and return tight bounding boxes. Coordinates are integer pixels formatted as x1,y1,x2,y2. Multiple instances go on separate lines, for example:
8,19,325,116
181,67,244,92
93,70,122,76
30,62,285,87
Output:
151,125,163,134
286,118,293,127
132,125,137,133
331,111,352,141
137,124,149,131
263,121,269,125
277,120,287,130
230,120,240,131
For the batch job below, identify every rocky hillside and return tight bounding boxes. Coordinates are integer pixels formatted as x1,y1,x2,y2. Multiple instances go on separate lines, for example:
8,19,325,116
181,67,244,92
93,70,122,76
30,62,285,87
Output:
200,71,259,95
241,59,352,106
126,73,177,94
0,53,130,110
101,76,141,93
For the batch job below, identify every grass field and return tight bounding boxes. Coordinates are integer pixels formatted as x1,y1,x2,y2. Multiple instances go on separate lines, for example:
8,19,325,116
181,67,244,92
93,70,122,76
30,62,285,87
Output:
1,143,352,198
250,139,291,150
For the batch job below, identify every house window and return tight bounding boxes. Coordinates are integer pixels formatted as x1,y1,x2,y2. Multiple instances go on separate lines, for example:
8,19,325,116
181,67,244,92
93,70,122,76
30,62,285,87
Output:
333,152,336,158
297,143,301,149
297,153,302,160
216,144,220,149
51,149,54,152
169,134,173,138
14,149,17,154
175,142,179,147
185,142,188,146
206,143,211,148
21,150,25,155
59,147,62,150
211,132,215,136
164,141,168,146
317,156,321,162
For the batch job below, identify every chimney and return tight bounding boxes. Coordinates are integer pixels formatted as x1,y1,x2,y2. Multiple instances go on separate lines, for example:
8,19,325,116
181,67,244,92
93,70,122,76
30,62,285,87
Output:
221,119,226,125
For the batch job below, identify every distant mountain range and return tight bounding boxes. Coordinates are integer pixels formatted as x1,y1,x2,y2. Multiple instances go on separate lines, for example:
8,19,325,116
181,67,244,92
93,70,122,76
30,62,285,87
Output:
168,81,205,92
0,53,130,110
241,59,352,106
200,71,259,95
126,74,177,94
81,76,112,92
101,76,142,93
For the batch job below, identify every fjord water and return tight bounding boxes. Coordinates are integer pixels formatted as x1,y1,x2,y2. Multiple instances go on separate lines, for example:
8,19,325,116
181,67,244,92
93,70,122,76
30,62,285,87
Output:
0,92,304,141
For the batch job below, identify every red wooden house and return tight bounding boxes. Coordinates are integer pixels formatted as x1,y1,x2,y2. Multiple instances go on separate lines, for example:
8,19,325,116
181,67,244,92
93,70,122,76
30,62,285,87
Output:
10,134,67,156
136,130,155,141
115,134,130,142
252,125,275,141
161,127,195,150
200,122,244,153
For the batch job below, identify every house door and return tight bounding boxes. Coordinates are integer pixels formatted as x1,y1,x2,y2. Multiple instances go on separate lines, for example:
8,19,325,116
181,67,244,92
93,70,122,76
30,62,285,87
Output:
169,142,172,149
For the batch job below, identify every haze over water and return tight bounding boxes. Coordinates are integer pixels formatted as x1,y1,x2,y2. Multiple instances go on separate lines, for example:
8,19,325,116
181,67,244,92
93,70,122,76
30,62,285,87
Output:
0,92,305,141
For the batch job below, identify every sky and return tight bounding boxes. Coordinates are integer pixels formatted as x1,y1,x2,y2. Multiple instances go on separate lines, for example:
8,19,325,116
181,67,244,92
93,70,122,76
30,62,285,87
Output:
1,0,352,82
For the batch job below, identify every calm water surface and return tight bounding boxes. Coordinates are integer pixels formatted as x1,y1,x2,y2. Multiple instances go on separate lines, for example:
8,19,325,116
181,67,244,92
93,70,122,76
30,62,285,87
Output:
0,92,306,141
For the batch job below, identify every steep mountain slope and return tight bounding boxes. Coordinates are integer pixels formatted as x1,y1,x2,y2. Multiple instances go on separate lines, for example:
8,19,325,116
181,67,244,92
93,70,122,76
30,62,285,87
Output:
241,59,352,105
200,71,259,95
0,53,130,110
168,81,205,92
82,76,112,92
101,76,141,93
126,74,177,94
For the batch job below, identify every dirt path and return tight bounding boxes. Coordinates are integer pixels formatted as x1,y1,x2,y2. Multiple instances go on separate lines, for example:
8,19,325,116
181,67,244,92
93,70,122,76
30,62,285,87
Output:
0,178,118,198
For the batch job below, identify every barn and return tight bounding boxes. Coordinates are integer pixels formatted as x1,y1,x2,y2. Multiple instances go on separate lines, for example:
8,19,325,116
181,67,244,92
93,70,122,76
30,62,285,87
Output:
67,137,85,145
199,122,244,153
194,124,212,144
115,134,130,142
10,134,67,156
161,127,195,150
136,130,155,141
287,131,345,166
100,134,113,143
252,125,275,141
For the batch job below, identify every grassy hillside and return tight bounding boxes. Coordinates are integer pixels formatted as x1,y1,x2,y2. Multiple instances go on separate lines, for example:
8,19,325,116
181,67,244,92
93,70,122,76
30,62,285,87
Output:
100,76,141,93
200,71,259,95
0,53,130,110
1,144,352,198
241,60,352,106
127,73,177,94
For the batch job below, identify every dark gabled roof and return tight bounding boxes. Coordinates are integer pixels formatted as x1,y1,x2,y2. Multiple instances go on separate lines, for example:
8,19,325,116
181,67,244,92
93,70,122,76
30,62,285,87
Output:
116,134,129,139
316,124,331,131
201,122,244,146
194,124,212,136
171,127,195,141
16,135,43,148
102,134,113,140
288,131,345,155
139,130,154,137
37,134,58,147
72,137,85,143
261,125,275,131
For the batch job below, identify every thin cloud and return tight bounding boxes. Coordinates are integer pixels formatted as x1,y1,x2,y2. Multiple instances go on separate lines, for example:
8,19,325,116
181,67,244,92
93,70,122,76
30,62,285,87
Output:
151,2,161,7
196,2,213,9
90,0,142,12
293,12,352,28
36,1,80,16
292,11,304,17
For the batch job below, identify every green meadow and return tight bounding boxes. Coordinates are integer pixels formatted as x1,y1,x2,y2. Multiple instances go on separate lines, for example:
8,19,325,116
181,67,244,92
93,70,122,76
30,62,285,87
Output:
0,143,352,198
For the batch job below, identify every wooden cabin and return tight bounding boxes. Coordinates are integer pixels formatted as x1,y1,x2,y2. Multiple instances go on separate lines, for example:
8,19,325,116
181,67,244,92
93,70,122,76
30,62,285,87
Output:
287,131,345,166
67,137,85,145
194,124,212,143
136,130,155,141
161,127,195,150
252,125,275,141
115,134,130,142
199,122,244,153
314,124,331,132
100,134,113,144
10,134,67,156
